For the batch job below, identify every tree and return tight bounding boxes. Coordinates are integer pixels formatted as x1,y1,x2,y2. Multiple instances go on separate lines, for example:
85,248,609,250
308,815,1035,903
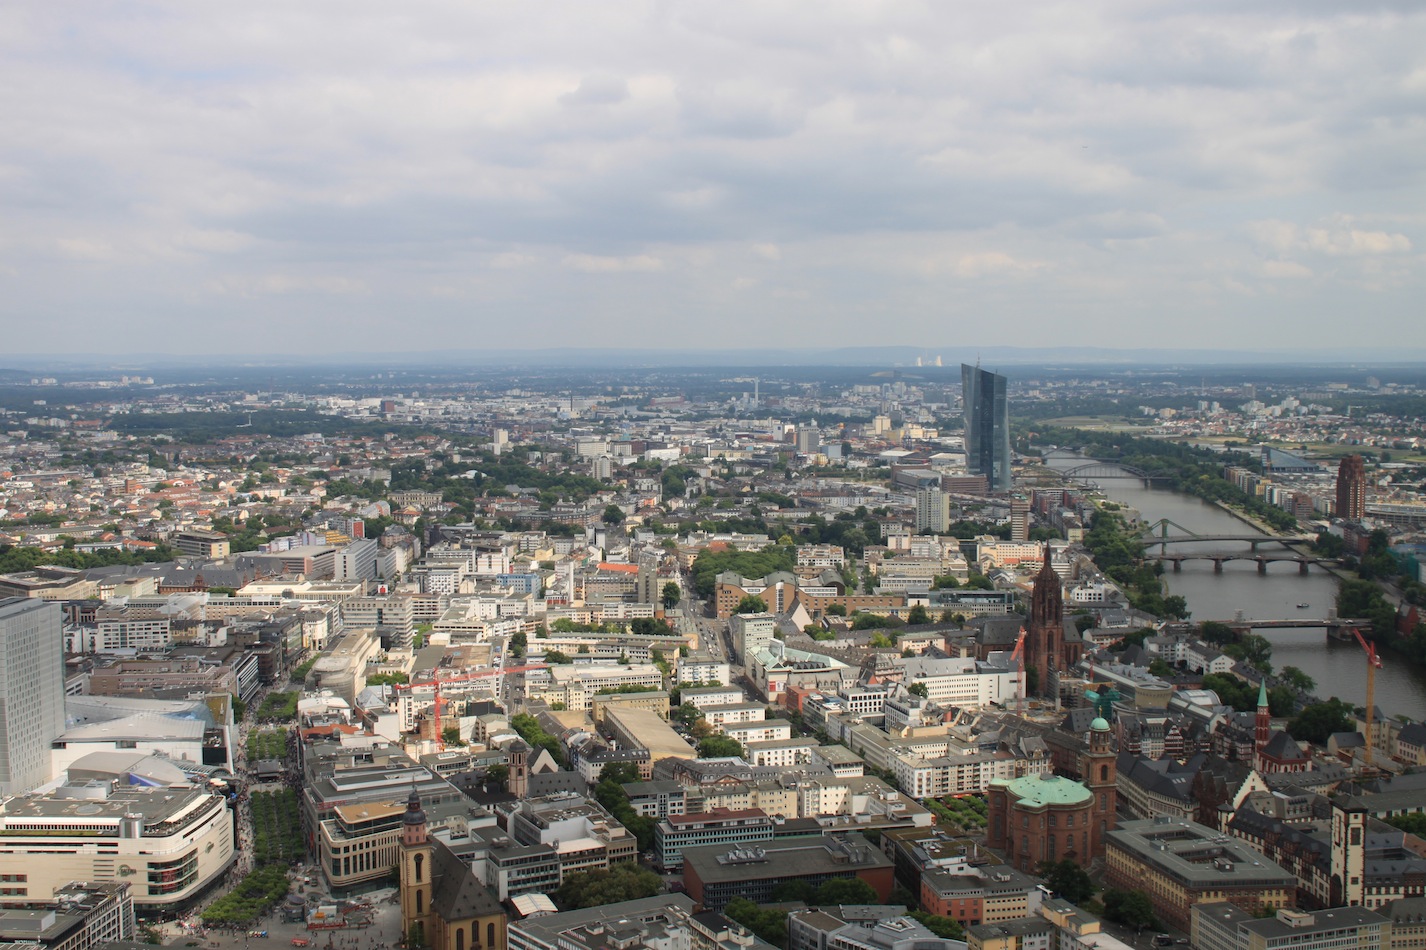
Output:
1148,658,1172,678
602,504,626,526
1280,665,1315,693
1037,859,1096,904
825,603,848,616
815,877,879,905
725,898,787,947
697,735,744,758
735,595,768,614
771,880,815,902
909,912,964,940
1101,889,1157,930
907,604,930,625
509,630,527,658
554,864,661,909
907,682,929,699
662,581,681,610
1288,698,1355,744
442,725,466,746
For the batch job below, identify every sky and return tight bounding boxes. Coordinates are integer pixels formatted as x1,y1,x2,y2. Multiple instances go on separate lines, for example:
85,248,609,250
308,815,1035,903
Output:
2,1,1424,358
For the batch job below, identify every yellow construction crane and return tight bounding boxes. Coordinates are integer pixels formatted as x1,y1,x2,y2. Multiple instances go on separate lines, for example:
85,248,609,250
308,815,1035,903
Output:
1352,627,1383,767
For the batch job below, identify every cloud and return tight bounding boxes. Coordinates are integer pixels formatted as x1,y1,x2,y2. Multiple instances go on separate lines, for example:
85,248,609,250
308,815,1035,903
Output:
0,1,1421,352
952,252,1046,279
560,74,630,106
562,253,664,273
1249,217,1413,257
1257,259,1313,279
207,274,369,296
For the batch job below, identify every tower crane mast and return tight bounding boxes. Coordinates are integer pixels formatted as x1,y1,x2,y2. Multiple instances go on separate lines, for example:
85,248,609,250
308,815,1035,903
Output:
1352,627,1383,767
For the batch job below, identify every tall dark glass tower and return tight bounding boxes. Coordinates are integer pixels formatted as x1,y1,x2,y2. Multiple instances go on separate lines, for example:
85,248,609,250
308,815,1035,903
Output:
961,363,1011,491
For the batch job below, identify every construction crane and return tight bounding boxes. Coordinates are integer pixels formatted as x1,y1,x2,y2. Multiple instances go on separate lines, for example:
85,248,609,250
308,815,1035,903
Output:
1352,628,1383,767
1010,627,1027,716
394,664,549,748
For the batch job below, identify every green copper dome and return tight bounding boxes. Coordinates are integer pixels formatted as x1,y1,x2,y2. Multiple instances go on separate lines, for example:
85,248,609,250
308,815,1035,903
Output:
1091,717,1111,732
1003,772,1093,807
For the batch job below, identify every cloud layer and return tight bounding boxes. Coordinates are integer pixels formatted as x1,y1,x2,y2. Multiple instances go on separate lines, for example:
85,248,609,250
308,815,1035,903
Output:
1,1,1422,355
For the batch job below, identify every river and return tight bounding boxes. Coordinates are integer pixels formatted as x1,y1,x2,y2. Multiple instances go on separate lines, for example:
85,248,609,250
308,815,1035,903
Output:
1043,451,1426,720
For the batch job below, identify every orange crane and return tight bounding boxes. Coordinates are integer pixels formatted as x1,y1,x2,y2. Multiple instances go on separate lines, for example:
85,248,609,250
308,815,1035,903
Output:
1352,628,1383,767
1010,627,1028,716
394,664,549,747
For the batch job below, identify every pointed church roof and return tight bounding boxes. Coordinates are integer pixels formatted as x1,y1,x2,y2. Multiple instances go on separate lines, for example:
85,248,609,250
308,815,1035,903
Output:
1257,680,1269,709
1037,543,1059,579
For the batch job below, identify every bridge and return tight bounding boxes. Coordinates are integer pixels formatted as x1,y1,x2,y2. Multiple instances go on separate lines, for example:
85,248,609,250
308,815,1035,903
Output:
1146,553,1332,574
1196,618,1374,641
1058,461,1172,484
1135,518,1311,551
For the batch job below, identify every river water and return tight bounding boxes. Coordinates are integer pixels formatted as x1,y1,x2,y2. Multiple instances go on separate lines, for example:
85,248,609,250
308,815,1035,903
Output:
1043,451,1426,720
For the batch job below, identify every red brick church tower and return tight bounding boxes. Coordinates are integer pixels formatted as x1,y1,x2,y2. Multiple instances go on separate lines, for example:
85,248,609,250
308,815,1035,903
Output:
1026,544,1080,697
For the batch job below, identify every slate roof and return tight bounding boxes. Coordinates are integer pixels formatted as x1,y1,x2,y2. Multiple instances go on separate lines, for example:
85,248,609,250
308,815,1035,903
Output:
431,836,504,922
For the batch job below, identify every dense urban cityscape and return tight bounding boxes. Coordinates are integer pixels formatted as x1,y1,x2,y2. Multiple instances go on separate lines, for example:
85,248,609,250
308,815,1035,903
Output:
0,358,1423,950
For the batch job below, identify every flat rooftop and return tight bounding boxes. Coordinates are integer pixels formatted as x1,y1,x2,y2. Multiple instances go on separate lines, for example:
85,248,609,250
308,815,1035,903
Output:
1107,819,1296,888
682,835,893,884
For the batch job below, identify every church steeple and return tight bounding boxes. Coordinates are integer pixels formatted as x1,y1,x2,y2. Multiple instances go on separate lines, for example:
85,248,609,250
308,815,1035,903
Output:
1255,680,1271,761
400,785,435,946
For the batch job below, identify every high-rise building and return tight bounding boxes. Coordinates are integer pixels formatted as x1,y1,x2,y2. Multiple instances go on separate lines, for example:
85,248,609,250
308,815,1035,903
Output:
1336,455,1366,521
962,364,1011,491
915,487,951,534
0,599,67,795
1009,497,1031,542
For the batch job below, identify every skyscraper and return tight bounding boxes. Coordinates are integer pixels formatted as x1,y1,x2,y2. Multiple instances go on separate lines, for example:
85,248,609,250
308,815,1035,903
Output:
1336,455,1366,521
961,363,1012,491
0,598,66,795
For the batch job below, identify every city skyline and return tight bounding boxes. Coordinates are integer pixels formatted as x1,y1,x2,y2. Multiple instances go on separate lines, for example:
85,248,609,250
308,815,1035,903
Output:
1,3,1422,355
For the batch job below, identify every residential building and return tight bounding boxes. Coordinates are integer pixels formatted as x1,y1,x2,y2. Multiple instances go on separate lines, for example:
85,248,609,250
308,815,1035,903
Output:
730,613,777,663
917,489,952,534
172,529,230,559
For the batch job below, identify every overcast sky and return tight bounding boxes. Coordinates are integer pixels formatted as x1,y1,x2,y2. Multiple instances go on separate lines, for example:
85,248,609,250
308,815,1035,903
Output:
2,1,1423,357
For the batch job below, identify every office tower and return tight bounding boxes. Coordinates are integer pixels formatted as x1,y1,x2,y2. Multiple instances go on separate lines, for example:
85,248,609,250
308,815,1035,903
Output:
1336,455,1366,521
961,364,1012,491
0,599,66,795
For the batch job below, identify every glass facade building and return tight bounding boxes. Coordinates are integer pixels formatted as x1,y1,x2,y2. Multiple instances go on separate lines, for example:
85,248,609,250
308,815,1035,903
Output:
961,364,1011,491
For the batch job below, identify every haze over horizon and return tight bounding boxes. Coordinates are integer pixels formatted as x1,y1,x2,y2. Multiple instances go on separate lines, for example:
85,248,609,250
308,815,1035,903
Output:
2,2,1423,355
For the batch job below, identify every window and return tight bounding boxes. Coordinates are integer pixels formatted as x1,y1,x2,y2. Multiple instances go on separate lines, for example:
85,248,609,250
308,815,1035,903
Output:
414,853,424,883
416,891,423,913
1099,764,1109,782
457,929,465,950
488,923,497,947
